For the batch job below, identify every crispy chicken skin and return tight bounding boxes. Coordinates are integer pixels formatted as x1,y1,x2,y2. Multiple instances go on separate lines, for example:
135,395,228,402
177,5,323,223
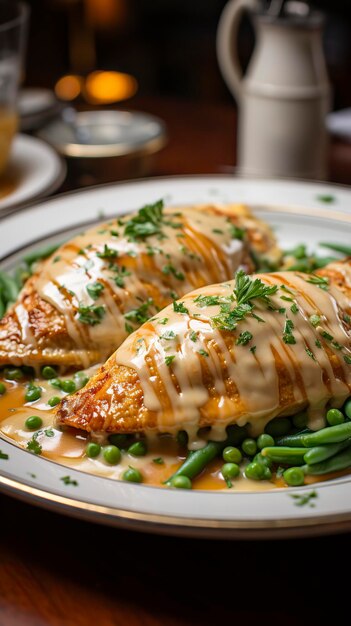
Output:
56,260,351,435
0,203,280,371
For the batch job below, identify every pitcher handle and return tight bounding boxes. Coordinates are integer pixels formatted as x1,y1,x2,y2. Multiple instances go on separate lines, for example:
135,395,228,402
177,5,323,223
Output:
216,0,259,103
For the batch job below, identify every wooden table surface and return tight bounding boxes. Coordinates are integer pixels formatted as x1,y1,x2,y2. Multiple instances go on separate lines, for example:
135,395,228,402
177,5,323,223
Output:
1,96,351,626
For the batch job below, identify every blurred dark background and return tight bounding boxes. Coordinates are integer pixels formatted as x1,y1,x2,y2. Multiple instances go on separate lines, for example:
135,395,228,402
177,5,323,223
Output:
26,0,351,110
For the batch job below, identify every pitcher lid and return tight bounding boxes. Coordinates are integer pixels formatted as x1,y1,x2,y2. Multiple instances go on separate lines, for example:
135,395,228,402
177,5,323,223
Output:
257,1,324,27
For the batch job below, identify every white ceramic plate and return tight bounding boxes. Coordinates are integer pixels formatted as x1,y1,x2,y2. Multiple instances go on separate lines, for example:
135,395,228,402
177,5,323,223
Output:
0,134,66,216
1,175,351,539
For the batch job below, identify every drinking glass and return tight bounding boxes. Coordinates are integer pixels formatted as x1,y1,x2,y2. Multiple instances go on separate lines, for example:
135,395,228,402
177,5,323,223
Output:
0,1,29,176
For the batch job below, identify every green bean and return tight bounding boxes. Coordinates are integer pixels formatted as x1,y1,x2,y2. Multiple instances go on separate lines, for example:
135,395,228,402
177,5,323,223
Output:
302,445,351,475
23,243,60,267
0,292,5,319
320,242,351,256
261,446,307,466
303,439,351,465
276,430,312,447
277,423,351,447
165,426,246,484
0,271,19,304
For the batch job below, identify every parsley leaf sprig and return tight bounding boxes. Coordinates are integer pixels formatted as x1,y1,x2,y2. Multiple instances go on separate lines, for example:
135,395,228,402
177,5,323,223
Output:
234,270,278,306
124,200,165,241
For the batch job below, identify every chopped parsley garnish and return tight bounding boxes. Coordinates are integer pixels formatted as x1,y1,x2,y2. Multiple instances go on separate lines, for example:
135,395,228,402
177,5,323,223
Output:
77,304,106,326
124,299,154,326
173,301,189,315
250,346,257,354
110,265,131,287
162,264,185,281
0,450,9,460
124,200,172,241
179,245,201,261
344,313,351,324
290,303,299,314
315,339,322,348
305,347,316,361
309,314,321,327
96,244,118,259
165,355,176,366
60,476,78,486
306,275,329,290
45,428,55,437
283,319,296,345
280,284,295,295
316,194,335,203
53,255,61,263
153,457,164,465
290,490,317,507
236,331,253,346
230,225,245,240
320,330,333,341
212,229,224,234
198,349,209,357
212,303,252,331
158,317,169,325
189,330,198,342
344,355,351,365
194,294,234,308
110,229,119,237
27,434,42,455
235,270,278,306
280,295,294,302
212,272,276,332
160,330,176,340
86,282,104,300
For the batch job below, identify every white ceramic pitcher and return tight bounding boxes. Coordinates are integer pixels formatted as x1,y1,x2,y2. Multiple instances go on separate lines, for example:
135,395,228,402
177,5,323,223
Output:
216,0,331,179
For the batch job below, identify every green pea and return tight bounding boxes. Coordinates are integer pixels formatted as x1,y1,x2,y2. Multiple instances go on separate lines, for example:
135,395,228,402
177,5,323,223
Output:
4,367,24,381
245,461,266,480
108,433,129,448
176,430,188,447
86,442,101,458
103,445,121,465
253,452,272,468
0,382,6,395
292,412,308,429
326,408,344,426
60,379,76,394
128,441,147,456
344,398,351,420
283,467,305,487
25,384,42,402
47,396,61,407
170,475,192,489
74,371,89,389
50,378,62,389
41,366,57,380
123,466,143,483
242,438,257,456
25,415,43,431
222,446,242,464
221,462,240,480
257,433,274,450
265,417,291,437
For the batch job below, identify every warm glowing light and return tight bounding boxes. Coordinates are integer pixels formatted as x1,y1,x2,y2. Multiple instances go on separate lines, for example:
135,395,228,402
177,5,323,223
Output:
55,75,83,101
84,71,137,104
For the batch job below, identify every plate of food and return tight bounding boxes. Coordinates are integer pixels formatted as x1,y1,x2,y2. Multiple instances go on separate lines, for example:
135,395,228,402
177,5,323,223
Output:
1,175,351,539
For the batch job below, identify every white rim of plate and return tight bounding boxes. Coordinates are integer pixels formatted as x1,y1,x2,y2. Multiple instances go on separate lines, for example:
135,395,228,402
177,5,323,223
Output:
1,174,351,539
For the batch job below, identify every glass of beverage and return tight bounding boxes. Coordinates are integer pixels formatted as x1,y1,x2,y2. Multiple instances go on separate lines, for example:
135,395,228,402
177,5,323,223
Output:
0,1,29,176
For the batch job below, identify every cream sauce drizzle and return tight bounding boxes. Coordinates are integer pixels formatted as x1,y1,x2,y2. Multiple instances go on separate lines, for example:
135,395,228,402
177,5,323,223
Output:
32,207,246,364
116,272,351,438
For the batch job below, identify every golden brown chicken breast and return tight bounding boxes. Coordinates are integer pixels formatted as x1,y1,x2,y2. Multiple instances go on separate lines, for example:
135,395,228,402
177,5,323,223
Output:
0,201,280,371
56,260,351,437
